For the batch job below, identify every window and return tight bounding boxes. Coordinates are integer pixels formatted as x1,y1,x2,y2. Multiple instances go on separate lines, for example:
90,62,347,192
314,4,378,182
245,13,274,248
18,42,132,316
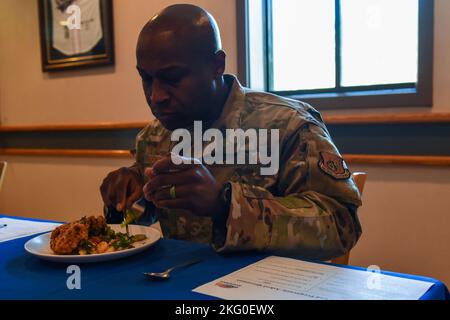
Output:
237,0,434,109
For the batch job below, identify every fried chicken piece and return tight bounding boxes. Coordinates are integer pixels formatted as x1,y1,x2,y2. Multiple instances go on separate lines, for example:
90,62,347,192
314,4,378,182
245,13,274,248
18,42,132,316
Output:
80,215,107,236
50,222,88,255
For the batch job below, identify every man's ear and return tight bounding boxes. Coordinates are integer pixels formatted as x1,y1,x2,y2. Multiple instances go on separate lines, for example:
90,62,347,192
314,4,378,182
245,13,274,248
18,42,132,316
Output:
213,50,226,78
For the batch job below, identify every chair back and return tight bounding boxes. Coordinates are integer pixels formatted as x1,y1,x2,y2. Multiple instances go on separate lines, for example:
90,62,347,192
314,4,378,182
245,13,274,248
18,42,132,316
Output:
0,162,7,192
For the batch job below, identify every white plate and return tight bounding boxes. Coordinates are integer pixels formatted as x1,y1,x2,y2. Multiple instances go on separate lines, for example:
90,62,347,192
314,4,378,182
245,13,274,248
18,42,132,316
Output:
24,224,162,263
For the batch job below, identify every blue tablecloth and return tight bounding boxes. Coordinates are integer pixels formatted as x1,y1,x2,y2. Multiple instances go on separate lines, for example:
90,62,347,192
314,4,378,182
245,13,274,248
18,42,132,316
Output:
0,215,448,300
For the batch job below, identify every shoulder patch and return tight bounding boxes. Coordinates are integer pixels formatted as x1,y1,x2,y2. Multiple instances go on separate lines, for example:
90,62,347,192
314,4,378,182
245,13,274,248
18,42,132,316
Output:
318,152,351,180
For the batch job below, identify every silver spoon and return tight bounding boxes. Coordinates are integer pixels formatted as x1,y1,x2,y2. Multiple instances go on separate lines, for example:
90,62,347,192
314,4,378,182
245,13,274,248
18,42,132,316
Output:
144,258,202,280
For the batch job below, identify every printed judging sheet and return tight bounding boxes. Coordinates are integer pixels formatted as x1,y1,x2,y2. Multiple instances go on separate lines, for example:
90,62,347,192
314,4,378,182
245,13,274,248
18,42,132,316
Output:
0,218,61,243
194,256,433,300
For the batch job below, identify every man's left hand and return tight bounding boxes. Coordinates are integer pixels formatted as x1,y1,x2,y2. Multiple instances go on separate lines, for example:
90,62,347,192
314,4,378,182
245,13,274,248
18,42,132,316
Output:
143,155,224,217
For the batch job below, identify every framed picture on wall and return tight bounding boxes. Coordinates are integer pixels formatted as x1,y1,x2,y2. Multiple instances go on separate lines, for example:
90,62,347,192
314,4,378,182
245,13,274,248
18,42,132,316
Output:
38,0,114,72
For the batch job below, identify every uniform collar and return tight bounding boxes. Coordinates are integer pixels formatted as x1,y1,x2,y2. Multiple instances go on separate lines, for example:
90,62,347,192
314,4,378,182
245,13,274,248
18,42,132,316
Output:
210,74,247,130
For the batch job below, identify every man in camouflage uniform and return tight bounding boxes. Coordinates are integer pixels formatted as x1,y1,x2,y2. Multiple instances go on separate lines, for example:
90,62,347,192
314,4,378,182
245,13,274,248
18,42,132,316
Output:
100,4,362,261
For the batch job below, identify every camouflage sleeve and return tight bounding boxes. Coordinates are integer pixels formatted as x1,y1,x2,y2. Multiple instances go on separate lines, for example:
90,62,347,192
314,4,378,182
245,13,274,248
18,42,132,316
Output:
130,119,168,180
213,122,362,261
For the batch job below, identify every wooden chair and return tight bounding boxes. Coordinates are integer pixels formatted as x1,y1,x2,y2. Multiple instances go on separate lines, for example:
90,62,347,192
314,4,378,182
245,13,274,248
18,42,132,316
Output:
331,172,367,265
0,161,7,192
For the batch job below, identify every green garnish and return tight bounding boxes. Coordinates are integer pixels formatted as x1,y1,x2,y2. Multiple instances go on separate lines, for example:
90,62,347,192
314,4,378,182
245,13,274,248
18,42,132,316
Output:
111,232,133,249
79,239,95,254
121,206,144,228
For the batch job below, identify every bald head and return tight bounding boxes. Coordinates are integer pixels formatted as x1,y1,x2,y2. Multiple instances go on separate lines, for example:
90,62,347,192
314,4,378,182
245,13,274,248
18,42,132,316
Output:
135,5,229,131
137,4,222,61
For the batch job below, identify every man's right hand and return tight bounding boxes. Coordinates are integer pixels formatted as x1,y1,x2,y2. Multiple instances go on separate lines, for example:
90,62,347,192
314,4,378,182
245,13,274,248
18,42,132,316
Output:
100,167,144,212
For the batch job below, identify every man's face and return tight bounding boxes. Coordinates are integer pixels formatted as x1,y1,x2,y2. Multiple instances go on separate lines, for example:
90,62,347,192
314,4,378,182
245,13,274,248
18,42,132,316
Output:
136,32,217,131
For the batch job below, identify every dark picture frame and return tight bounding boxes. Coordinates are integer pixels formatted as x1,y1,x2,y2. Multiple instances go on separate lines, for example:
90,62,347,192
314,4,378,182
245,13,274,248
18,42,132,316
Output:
38,0,114,72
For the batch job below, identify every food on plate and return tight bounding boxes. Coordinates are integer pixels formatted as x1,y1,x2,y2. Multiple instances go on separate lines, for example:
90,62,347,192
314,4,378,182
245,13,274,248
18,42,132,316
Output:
50,216,147,255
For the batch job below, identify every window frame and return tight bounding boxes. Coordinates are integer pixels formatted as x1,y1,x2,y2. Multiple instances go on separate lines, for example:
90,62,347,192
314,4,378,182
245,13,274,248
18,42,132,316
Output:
236,0,434,110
